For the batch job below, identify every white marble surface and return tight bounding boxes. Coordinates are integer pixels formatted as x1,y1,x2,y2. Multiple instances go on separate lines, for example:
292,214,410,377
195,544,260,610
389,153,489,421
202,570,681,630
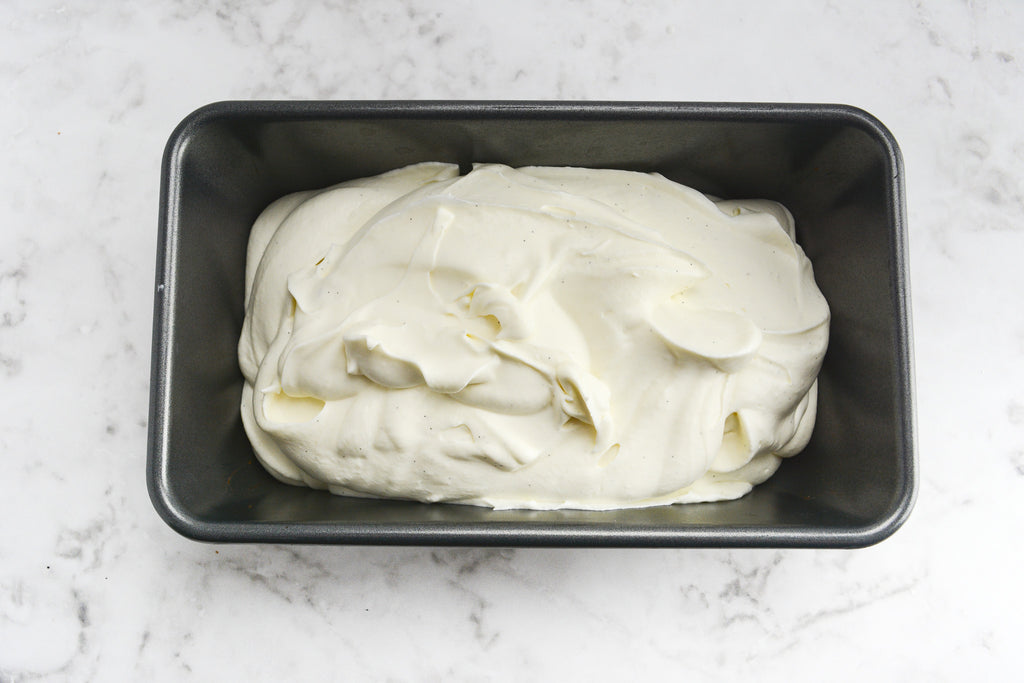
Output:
1,1,1021,680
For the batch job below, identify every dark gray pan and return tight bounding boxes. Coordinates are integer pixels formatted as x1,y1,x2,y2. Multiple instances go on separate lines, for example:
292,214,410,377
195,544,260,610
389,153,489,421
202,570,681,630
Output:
149,101,915,547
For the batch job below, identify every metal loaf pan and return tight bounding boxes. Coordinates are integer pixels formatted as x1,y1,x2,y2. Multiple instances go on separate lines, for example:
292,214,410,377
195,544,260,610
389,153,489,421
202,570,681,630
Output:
149,101,915,547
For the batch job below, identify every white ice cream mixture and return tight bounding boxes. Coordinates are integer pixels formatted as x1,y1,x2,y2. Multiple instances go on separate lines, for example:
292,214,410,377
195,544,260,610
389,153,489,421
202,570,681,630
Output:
238,162,829,509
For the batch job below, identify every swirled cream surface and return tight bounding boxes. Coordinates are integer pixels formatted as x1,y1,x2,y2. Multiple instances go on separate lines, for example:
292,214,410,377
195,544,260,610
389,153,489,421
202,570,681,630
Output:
238,162,829,509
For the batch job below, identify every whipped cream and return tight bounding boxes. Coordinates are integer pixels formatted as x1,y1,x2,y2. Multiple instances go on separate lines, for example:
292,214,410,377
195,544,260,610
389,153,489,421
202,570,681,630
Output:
238,162,829,509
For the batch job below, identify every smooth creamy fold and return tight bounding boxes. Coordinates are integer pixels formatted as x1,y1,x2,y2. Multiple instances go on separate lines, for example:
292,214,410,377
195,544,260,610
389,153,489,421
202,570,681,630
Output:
238,162,829,509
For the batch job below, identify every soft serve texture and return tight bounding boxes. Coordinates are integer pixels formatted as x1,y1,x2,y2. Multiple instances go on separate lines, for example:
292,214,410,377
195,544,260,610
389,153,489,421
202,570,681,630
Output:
238,162,829,509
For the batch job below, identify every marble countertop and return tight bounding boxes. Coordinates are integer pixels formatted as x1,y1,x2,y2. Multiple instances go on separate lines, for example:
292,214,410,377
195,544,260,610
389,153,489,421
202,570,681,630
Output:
2,1,1021,680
